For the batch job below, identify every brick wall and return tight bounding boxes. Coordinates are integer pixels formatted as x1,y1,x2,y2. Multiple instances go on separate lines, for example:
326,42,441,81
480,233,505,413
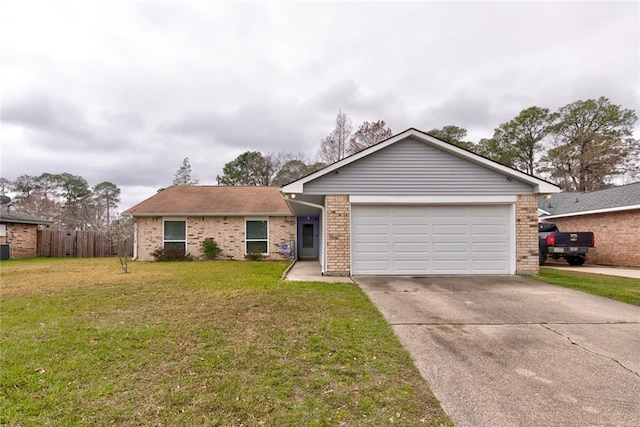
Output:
135,216,295,261
2,223,38,258
549,210,639,267
325,195,351,275
515,195,539,275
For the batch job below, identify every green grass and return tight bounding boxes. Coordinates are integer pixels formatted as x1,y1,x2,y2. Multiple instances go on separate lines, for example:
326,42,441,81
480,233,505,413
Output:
0,258,451,426
532,267,640,305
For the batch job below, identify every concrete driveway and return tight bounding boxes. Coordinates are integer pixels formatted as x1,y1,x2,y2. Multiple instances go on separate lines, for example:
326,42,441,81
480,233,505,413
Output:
355,275,640,427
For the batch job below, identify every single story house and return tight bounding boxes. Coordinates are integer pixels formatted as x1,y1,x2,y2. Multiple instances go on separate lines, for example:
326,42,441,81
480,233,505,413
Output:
123,186,296,261
538,182,640,267
281,128,559,276
0,210,53,259
125,128,559,274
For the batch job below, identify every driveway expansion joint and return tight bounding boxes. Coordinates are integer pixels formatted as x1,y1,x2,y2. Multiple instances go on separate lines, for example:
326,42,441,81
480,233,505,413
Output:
541,324,640,378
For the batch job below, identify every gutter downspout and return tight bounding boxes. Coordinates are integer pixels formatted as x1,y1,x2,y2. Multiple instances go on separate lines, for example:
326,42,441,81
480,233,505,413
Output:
283,198,327,275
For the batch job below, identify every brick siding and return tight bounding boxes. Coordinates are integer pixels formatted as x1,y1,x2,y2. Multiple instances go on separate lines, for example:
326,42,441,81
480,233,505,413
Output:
515,195,540,275
325,195,351,275
1,223,39,258
548,210,639,268
135,216,296,261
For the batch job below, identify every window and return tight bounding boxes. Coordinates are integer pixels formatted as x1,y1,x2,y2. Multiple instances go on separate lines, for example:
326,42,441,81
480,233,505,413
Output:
246,219,268,254
0,224,6,237
164,220,186,252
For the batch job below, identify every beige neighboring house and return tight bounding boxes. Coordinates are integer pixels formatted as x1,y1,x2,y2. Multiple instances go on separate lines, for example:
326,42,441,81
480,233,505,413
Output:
123,186,296,261
281,128,560,276
0,210,53,259
539,182,640,268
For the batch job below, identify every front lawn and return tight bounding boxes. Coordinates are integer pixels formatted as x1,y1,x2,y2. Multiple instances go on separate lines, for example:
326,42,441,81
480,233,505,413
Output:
1,258,451,426
533,267,640,305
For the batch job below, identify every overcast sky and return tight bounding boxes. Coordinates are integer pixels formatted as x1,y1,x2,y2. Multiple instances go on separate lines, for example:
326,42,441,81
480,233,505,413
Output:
1,0,638,211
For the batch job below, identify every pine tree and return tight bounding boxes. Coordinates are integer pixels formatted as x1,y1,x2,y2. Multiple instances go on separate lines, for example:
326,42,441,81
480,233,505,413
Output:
173,157,199,186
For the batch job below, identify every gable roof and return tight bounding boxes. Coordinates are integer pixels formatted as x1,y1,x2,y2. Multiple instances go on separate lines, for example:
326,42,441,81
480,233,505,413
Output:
281,128,560,194
123,186,292,216
538,182,640,219
0,210,53,225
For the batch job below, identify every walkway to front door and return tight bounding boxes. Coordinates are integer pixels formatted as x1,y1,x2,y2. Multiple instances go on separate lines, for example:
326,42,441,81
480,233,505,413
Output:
284,261,353,283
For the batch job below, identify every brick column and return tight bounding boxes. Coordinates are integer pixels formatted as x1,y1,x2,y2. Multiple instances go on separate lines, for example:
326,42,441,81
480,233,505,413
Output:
515,194,539,275
325,195,351,276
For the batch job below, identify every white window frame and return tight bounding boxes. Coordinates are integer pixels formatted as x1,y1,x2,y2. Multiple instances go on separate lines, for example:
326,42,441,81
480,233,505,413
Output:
245,217,269,255
0,224,6,237
163,218,187,253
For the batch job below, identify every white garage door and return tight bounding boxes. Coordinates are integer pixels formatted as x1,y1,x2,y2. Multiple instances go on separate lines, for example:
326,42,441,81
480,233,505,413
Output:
351,205,512,275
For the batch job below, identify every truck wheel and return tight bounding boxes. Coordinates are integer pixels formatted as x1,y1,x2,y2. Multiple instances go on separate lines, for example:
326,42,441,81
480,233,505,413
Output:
566,256,586,266
539,252,546,266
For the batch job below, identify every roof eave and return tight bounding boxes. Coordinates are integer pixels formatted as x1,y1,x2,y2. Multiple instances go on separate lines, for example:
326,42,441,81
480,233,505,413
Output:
0,219,53,225
540,204,640,219
126,212,293,217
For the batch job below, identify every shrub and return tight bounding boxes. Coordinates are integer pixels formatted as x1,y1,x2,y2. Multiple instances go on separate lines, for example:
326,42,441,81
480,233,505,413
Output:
201,238,223,260
244,248,265,261
151,246,193,262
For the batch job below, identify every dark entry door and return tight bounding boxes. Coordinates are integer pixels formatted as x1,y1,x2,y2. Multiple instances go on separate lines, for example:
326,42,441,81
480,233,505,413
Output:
299,220,318,259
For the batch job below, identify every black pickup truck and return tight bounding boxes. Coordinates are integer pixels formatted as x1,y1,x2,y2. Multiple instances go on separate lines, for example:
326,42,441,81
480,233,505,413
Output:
538,222,595,266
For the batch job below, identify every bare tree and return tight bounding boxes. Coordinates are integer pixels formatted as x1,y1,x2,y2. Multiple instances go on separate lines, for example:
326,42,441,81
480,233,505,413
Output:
317,110,353,164
110,214,134,273
349,120,393,153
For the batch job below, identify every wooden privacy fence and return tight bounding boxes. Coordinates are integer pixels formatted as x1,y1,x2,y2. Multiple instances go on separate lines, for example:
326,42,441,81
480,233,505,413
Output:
37,230,134,258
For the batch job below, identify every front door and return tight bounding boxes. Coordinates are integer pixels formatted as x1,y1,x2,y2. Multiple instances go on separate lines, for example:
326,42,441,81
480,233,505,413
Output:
299,219,319,259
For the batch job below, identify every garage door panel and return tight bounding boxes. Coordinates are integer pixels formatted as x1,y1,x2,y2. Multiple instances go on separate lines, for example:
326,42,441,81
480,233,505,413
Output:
471,260,509,271
393,260,430,271
433,259,469,272
432,207,466,217
353,242,389,253
393,242,429,253
355,261,391,272
472,224,507,234
472,242,508,252
391,206,429,216
433,224,468,235
354,224,389,234
433,242,467,252
352,205,512,275
393,224,428,235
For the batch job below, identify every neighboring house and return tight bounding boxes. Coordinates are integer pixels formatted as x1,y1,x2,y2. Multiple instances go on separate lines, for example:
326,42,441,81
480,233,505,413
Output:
0,210,53,259
538,182,640,268
123,186,296,261
281,128,560,276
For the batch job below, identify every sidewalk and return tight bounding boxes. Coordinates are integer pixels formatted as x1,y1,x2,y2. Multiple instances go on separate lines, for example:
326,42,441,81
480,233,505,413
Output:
545,264,640,279
283,260,354,283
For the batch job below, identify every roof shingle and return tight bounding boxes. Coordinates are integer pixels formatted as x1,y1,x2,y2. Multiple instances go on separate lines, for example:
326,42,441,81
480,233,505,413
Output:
538,182,640,217
123,186,292,216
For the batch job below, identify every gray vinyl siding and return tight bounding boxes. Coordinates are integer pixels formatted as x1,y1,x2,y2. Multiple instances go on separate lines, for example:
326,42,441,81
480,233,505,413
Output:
304,137,534,195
